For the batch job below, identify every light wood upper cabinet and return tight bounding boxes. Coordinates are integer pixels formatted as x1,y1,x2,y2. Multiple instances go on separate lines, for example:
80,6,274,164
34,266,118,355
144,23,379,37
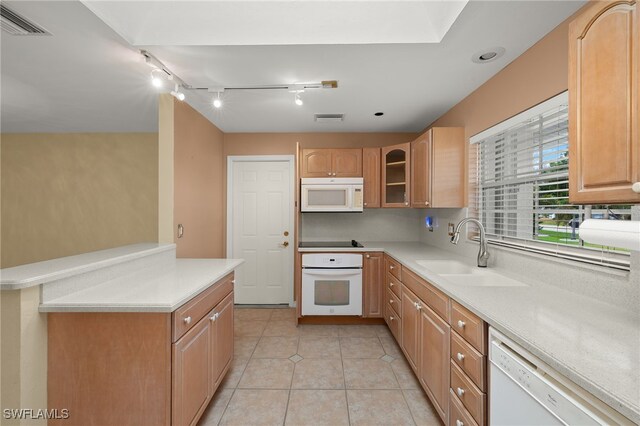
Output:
363,252,384,318
411,128,465,208
411,132,431,207
419,305,451,423
363,147,381,208
382,143,411,207
301,148,362,177
569,0,640,203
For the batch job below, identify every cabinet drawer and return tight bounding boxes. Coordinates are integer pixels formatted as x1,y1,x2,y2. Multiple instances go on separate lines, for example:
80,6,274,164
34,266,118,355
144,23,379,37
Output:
385,256,402,280
451,331,486,391
449,301,486,354
402,268,449,320
387,288,401,318
449,388,479,426
173,273,234,342
450,361,485,426
385,302,401,342
386,272,402,299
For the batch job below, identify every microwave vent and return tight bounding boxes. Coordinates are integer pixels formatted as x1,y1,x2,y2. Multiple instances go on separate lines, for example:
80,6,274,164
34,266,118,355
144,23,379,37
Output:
314,113,344,123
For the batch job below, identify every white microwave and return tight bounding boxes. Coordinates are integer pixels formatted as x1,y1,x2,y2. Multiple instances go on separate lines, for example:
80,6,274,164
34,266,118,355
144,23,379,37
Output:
301,178,364,212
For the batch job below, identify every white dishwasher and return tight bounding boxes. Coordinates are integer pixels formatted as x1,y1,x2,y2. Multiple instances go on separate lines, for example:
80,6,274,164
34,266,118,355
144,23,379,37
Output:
489,328,631,426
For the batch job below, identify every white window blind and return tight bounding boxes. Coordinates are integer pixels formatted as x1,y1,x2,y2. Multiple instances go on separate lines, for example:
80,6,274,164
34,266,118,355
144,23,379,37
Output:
469,92,631,270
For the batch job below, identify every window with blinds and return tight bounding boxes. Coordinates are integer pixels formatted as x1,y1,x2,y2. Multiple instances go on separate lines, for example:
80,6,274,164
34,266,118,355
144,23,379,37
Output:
469,92,631,270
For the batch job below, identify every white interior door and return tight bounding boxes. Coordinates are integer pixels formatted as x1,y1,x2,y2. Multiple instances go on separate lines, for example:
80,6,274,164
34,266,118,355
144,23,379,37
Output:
230,159,293,304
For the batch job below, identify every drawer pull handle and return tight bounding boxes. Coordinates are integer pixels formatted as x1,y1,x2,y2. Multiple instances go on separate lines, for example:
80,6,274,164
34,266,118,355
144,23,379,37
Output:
456,420,464,426
210,312,220,322
183,316,192,325
457,387,465,397
457,320,466,329
456,352,465,362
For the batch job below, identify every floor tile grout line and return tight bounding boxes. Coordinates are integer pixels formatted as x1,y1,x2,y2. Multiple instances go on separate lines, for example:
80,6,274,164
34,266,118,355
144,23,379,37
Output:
400,389,421,426
339,333,353,426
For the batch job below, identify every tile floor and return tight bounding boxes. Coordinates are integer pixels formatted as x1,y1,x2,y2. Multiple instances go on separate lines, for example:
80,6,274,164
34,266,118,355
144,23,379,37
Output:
198,307,442,426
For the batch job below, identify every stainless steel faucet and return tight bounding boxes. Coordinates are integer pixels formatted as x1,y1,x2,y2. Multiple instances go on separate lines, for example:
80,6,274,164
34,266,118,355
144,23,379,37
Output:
450,218,489,268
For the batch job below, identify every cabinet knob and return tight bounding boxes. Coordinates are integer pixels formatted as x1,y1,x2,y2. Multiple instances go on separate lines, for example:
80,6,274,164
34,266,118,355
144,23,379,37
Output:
457,387,465,397
404,202,409,206
231,280,236,284
456,420,464,426
364,202,368,206
327,172,332,176
183,316,192,325
632,182,640,193
390,265,394,270
389,282,394,287
389,316,395,321
366,254,370,258
456,352,465,362
425,201,430,206
210,312,220,322
457,320,466,329
415,303,422,311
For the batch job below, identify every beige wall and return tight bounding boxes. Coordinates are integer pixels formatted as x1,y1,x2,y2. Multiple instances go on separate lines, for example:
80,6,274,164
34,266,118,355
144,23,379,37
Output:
426,16,573,139
173,99,225,258
224,132,417,156
0,133,158,268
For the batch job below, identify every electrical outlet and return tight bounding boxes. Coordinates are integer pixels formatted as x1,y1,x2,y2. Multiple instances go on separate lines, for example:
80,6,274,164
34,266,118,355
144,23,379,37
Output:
447,223,455,236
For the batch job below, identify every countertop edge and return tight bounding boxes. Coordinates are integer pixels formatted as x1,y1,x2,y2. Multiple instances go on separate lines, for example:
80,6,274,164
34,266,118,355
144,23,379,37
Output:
39,259,244,313
1,244,176,290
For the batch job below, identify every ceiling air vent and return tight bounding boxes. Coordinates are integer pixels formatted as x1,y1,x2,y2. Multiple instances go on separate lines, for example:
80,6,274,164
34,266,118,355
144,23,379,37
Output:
314,113,344,123
1,5,50,35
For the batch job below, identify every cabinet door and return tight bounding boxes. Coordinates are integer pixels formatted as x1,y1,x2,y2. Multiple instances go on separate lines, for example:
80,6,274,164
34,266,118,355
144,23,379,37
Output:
419,305,450,423
381,142,411,207
301,149,333,177
332,149,363,177
363,253,383,317
569,1,640,203
173,317,211,426
400,286,420,372
411,132,431,208
431,128,466,208
363,148,381,208
210,292,234,392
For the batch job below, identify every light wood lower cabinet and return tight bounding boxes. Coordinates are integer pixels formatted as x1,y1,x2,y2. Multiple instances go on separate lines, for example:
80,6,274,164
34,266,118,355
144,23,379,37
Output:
419,304,451,421
48,273,235,426
363,252,384,318
401,286,421,372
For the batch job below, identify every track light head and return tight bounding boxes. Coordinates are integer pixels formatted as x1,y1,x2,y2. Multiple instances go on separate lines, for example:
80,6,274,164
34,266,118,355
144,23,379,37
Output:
294,91,303,106
213,91,223,108
150,69,163,88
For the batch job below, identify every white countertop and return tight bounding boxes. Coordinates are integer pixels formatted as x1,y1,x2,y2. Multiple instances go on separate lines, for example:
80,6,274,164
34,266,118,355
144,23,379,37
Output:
304,241,639,423
0,243,175,290
39,258,243,313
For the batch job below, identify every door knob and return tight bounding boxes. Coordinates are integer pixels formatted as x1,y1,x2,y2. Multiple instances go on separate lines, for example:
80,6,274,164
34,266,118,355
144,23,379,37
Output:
282,241,289,247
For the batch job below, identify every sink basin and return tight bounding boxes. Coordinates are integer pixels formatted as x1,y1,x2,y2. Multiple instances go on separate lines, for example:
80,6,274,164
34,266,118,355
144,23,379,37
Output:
416,260,476,275
441,271,529,287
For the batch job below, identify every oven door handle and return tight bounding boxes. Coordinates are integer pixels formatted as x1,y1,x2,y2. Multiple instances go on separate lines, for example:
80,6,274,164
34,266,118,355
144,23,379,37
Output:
302,268,362,276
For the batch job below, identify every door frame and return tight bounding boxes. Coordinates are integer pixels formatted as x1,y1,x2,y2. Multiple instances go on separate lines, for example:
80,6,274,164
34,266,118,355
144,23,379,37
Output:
226,155,296,306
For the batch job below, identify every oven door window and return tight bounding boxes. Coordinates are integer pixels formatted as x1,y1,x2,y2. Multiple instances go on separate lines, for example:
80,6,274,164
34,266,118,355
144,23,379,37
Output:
313,280,350,306
307,189,347,207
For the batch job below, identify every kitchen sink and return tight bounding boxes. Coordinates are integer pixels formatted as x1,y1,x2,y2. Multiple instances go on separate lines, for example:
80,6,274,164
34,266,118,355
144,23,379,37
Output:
415,260,476,275
416,260,528,287
441,270,529,287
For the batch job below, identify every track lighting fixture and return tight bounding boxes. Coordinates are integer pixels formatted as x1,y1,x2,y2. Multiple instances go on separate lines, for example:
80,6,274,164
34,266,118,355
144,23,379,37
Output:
213,91,222,109
170,84,185,101
295,91,303,106
150,69,163,88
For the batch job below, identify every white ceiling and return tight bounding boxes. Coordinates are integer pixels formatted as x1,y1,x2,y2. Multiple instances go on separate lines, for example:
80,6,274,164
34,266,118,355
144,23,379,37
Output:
83,1,469,45
1,1,586,134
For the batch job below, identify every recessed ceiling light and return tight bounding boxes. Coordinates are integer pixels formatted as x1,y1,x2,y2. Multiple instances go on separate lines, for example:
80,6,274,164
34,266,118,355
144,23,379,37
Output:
472,47,505,64
374,112,384,117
